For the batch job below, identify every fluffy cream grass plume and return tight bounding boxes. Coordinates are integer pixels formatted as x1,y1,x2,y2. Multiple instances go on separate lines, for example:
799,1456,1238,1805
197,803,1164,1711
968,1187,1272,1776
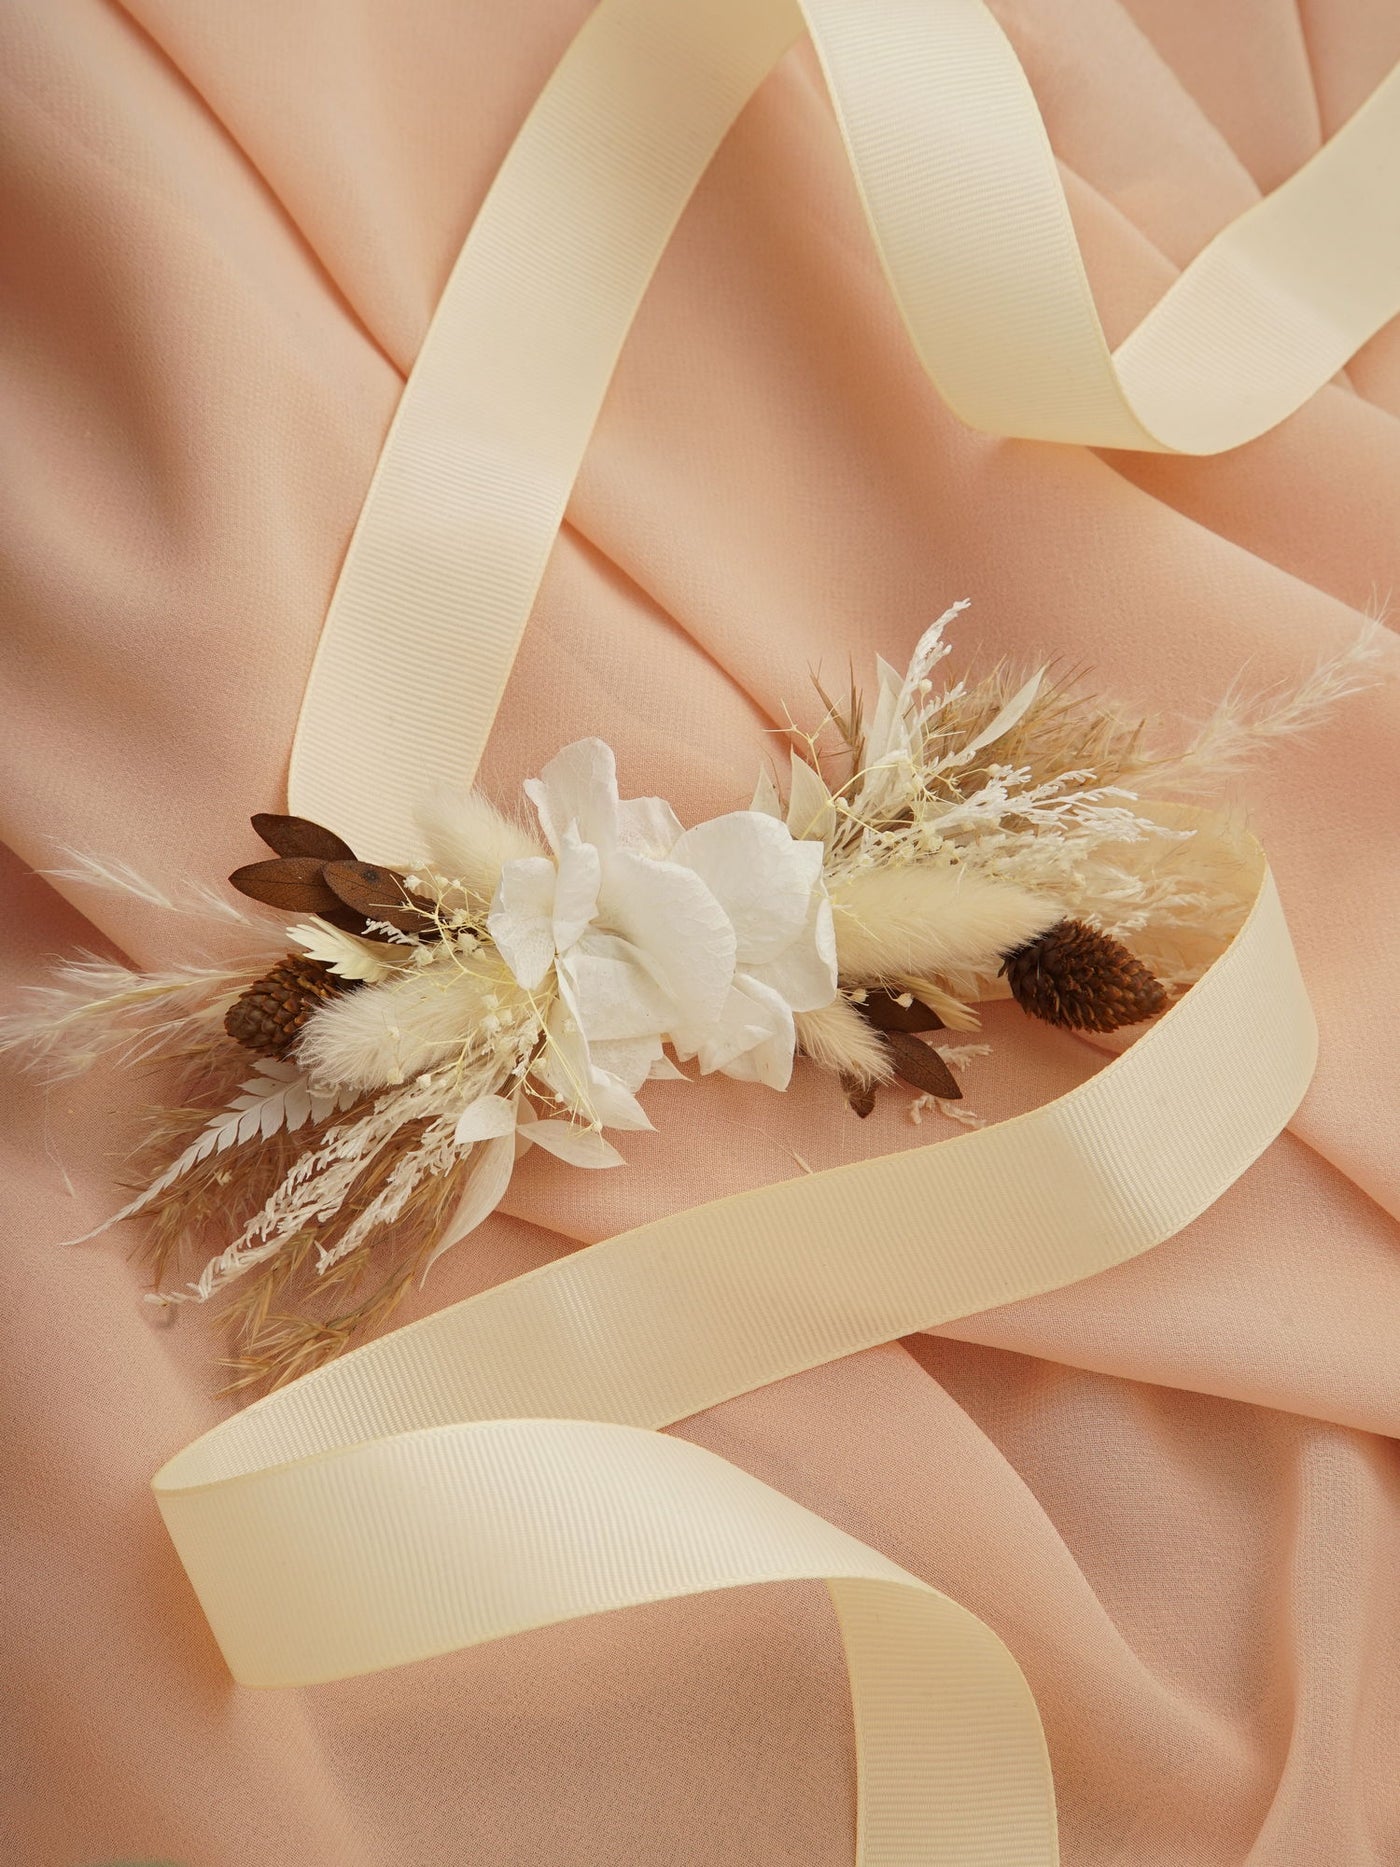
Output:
413,784,544,906
831,864,1061,984
794,996,895,1089
0,955,253,1076
296,956,532,1092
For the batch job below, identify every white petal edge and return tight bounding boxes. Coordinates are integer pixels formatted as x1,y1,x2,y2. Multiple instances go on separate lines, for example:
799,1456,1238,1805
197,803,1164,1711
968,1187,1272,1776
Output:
524,738,620,855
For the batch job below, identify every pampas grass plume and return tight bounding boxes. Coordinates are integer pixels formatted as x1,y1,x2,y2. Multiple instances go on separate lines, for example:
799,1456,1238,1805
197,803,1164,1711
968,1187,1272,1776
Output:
832,865,1061,984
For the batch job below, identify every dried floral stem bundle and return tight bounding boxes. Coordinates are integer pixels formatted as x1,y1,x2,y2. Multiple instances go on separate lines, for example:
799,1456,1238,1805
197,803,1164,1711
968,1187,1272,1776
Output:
1,605,1379,1387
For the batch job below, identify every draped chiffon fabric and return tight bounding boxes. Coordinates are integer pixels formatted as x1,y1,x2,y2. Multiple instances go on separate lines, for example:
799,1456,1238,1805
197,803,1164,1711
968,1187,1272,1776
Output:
2,3,1398,1863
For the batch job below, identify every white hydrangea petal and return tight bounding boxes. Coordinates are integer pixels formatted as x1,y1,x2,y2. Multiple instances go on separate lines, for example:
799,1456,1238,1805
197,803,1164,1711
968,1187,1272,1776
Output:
517,1120,625,1168
523,738,620,855
425,1132,516,1272
453,1094,519,1146
587,1033,664,1095
647,1052,687,1081
745,893,839,1013
670,983,772,1076
552,825,602,952
602,849,735,1027
785,754,837,848
670,812,822,963
487,857,558,988
561,941,673,1042
615,794,683,857
721,975,797,1090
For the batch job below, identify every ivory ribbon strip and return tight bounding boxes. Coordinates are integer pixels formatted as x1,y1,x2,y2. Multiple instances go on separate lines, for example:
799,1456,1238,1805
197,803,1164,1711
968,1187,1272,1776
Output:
157,845,1313,1861
163,0,1361,1856
287,0,1400,857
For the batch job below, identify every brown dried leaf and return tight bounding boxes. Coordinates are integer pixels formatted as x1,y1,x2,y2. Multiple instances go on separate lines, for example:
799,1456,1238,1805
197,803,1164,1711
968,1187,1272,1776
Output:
854,988,945,1035
228,856,345,916
882,1029,962,1100
251,813,356,863
322,861,436,936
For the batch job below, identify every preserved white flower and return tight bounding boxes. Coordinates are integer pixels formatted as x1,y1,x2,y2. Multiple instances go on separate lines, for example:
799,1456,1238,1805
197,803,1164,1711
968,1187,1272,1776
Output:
486,737,838,1111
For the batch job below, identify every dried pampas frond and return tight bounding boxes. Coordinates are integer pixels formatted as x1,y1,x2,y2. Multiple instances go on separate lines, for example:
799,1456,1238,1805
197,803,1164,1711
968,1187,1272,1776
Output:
412,785,545,905
48,848,285,936
1141,617,1387,794
830,865,1062,984
795,996,896,1089
0,955,260,1077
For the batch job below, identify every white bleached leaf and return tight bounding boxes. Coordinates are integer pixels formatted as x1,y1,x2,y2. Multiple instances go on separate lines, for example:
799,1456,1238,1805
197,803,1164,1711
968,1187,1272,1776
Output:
749,768,782,819
286,918,402,983
951,669,1045,763
581,1067,653,1131
453,1094,519,1146
862,656,908,768
517,1120,625,1168
425,1132,516,1273
785,755,836,848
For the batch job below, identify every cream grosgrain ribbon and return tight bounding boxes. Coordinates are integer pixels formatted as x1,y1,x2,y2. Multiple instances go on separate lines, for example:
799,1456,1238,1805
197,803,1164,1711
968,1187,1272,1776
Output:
157,853,1314,1862
159,0,1394,1860
287,0,1400,858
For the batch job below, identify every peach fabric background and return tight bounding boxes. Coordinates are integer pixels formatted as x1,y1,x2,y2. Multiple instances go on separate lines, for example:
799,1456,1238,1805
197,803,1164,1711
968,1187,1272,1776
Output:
3,2,1399,1862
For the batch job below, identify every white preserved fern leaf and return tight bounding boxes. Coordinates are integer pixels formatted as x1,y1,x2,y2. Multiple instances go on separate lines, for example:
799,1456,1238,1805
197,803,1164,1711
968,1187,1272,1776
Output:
70,1060,351,1245
285,918,404,983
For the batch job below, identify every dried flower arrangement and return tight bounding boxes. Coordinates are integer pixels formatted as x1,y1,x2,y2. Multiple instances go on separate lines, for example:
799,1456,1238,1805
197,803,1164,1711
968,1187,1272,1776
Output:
2,604,1378,1388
